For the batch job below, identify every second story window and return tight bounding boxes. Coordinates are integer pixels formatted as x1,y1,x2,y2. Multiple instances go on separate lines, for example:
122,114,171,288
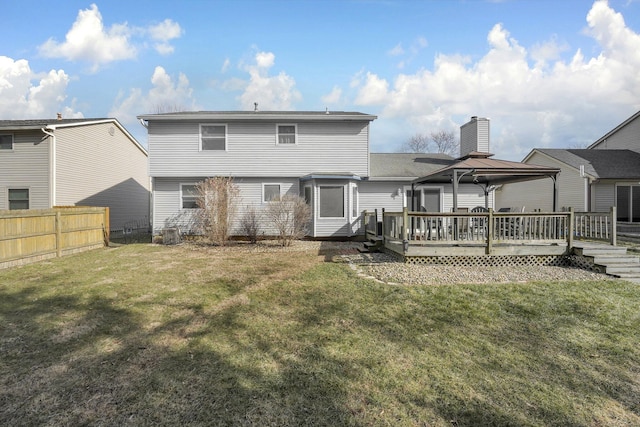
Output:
277,125,296,145
200,124,226,151
0,134,13,150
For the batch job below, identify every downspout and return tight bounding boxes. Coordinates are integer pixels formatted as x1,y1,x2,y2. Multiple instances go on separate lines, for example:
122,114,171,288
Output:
41,127,56,206
579,165,589,212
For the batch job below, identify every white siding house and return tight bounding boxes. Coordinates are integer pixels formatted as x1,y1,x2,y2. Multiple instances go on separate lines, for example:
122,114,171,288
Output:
0,118,150,231
140,111,377,238
140,111,501,239
497,109,640,224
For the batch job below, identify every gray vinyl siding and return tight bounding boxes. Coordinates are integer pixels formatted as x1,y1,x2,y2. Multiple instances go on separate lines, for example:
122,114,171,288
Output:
593,182,615,212
152,177,300,235
54,123,150,230
592,116,640,153
496,152,580,211
0,130,50,210
148,120,370,178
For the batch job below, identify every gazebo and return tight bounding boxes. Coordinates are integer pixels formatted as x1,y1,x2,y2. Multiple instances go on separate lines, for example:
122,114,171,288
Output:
411,151,561,212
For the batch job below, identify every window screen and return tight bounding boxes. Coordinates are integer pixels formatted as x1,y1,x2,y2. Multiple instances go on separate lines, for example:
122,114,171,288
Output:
320,186,344,218
264,184,281,202
201,125,226,150
8,189,29,210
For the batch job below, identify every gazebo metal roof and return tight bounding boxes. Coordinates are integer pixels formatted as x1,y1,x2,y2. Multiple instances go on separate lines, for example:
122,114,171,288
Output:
412,152,561,211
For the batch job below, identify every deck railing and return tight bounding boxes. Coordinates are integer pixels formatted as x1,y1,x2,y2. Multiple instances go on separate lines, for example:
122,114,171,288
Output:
366,208,575,255
574,207,616,245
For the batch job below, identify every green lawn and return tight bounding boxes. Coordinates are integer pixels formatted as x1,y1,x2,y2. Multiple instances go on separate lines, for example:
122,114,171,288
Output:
1,243,639,426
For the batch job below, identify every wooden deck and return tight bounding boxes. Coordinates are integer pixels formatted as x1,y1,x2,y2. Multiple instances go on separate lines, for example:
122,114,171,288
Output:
363,208,616,261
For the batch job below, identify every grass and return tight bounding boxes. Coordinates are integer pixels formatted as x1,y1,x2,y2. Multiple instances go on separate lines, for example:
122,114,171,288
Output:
0,242,639,426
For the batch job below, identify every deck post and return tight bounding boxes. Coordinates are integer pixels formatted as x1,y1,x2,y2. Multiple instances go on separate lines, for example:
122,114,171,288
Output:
375,208,378,237
381,208,386,245
611,206,617,246
400,206,409,240
487,208,494,254
567,207,574,251
362,210,368,238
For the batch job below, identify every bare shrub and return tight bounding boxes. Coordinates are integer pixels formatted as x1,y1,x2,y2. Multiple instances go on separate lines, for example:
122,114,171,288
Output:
240,205,261,244
264,194,312,246
194,177,240,245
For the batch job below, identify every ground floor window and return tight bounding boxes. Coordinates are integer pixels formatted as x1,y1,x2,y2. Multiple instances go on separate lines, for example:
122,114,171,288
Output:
616,184,640,222
319,186,344,218
181,184,198,209
8,188,29,210
263,184,281,202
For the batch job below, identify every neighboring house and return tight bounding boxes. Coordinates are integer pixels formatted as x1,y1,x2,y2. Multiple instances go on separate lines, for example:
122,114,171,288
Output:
496,109,640,224
0,117,150,231
139,110,500,238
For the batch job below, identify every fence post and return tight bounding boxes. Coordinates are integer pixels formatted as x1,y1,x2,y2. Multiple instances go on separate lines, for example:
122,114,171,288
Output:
103,207,110,246
55,210,62,257
568,207,574,251
611,206,617,246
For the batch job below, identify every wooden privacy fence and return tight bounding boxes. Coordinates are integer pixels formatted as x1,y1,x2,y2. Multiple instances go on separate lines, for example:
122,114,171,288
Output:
0,206,109,269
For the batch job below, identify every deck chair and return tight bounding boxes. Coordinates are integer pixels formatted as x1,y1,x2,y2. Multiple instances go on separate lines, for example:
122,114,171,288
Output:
454,207,469,239
471,206,488,236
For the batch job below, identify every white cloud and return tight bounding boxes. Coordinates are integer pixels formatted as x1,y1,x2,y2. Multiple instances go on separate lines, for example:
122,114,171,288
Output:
39,4,136,71
388,43,404,56
353,1,640,159
0,56,83,119
236,51,302,110
109,66,197,124
321,86,343,105
148,19,183,55
38,4,183,70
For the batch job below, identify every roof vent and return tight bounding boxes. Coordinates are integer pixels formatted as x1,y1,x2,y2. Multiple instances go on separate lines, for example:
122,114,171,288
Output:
325,107,329,115
254,102,258,112
56,112,62,120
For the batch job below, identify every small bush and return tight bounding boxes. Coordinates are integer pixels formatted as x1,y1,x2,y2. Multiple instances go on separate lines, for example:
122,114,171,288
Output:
264,194,311,246
240,205,261,244
194,177,240,246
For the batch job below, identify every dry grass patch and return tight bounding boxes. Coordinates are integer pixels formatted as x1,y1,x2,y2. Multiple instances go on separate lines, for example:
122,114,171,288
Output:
1,241,639,426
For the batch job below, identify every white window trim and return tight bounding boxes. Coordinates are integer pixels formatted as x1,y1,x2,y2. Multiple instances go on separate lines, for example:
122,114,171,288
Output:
276,123,297,145
180,183,198,209
319,185,346,219
0,134,14,150
199,124,227,151
262,183,282,203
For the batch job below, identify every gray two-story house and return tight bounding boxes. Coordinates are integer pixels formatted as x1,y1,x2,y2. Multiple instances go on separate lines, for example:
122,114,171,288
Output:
139,110,499,238
0,118,150,231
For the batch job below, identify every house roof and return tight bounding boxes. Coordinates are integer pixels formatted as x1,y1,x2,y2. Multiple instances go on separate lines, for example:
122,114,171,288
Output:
533,148,640,179
588,109,640,149
369,153,455,180
0,118,147,156
0,118,111,130
137,110,377,122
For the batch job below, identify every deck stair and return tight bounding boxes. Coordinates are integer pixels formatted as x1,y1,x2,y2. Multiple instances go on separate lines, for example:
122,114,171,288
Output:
362,236,384,253
572,241,640,283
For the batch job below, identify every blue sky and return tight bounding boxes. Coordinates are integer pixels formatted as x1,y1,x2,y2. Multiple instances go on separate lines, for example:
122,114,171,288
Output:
2,0,640,159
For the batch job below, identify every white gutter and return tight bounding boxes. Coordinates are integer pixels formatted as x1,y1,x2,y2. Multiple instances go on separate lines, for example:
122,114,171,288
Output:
41,127,56,206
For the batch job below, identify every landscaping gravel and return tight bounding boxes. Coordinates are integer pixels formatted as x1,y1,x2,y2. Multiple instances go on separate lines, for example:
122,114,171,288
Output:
178,240,612,285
